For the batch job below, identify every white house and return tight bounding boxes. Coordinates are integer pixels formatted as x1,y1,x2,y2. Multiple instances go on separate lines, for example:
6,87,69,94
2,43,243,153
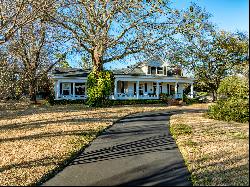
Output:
50,59,194,100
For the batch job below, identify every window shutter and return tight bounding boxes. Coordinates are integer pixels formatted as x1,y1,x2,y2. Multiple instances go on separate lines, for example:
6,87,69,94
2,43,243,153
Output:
121,81,124,93
164,66,167,75
145,83,147,92
60,83,62,95
71,83,73,95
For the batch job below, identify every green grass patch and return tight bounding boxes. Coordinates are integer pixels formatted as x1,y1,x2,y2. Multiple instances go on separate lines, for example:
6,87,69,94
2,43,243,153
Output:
170,123,192,137
229,132,248,139
185,139,198,147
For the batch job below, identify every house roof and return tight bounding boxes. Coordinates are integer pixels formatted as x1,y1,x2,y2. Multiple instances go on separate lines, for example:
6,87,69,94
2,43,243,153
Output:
51,59,178,77
112,62,145,75
52,68,91,77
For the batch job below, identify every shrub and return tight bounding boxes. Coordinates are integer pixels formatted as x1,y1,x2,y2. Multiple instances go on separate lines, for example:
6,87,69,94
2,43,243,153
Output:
208,76,249,123
159,93,170,103
183,94,200,105
208,97,249,123
86,70,114,107
217,76,248,99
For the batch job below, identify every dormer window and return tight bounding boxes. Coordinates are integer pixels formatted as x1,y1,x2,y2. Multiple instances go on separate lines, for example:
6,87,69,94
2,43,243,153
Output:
157,67,163,74
147,66,166,75
151,67,156,74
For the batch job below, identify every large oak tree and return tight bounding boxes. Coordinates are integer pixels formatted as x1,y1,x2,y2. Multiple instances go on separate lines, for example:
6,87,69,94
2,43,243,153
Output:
52,0,183,72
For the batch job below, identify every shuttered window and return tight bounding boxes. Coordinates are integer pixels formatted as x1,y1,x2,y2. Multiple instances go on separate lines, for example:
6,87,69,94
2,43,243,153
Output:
164,66,167,75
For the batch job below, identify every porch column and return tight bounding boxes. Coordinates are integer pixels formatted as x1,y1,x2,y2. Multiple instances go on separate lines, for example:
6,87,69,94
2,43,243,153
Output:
73,82,75,98
114,79,118,99
175,82,178,99
56,80,60,99
136,81,139,99
190,83,194,98
156,82,159,99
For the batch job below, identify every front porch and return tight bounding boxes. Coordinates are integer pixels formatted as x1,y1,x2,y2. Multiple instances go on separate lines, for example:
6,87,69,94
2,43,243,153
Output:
54,78,194,101
113,80,193,100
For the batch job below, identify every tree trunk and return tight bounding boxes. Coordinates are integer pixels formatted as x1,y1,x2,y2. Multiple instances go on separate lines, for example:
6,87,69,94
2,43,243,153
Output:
92,45,104,73
29,78,37,104
212,90,217,102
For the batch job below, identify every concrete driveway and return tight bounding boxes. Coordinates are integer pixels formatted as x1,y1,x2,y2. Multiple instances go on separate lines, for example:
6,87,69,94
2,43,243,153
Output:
42,109,204,186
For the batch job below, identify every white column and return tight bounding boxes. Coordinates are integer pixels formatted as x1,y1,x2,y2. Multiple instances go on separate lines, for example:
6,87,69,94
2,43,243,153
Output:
190,83,194,98
56,80,60,99
114,79,118,99
136,81,139,99
73,82,75,99
175,82,178,99
156,82,159,99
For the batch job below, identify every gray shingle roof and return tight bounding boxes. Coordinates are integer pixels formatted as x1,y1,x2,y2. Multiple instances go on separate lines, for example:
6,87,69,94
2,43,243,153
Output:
52,68,91,77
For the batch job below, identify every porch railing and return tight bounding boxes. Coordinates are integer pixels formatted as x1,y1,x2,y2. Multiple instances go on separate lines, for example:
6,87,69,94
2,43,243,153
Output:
115,93,158,100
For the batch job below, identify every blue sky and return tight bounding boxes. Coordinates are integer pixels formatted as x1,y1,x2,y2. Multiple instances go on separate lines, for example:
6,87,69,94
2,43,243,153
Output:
173,0,249,33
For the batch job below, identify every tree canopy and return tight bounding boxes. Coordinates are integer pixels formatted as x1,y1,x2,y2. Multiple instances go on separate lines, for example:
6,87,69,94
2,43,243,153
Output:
50,0,185,72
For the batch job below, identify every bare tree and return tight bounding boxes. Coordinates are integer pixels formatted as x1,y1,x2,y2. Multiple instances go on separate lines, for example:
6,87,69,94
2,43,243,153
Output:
8,19,65,103
0,0,57,45
52,0,181,72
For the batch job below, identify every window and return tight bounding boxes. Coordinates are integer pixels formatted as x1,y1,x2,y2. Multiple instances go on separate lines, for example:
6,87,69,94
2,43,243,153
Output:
75,83,85,95
121,81,125,93
164,66,167,75
139,83,143,95
170,85,175,95
153,82,156,94
157,67,163,74
62,83,71,95
151,67,156,74
159,82,162,93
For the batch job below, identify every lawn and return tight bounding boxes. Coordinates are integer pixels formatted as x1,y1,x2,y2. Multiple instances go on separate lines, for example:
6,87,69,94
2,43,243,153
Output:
170,112,249,186
1,101,247,186
0,101,207,186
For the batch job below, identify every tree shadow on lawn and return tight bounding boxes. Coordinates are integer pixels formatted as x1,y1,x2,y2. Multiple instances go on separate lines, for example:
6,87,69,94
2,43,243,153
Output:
190,154,249,186
0,105,109,120
0,155,62,173
0,103,167,120
0,115,120,131
0,129,99,143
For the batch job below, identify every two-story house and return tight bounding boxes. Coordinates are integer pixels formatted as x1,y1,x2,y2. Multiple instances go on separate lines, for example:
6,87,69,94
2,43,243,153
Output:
50,59,194,100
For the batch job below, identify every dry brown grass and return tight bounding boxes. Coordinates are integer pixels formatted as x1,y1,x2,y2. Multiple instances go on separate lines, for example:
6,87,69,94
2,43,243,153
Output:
0,101,208,186
170,111,249,186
